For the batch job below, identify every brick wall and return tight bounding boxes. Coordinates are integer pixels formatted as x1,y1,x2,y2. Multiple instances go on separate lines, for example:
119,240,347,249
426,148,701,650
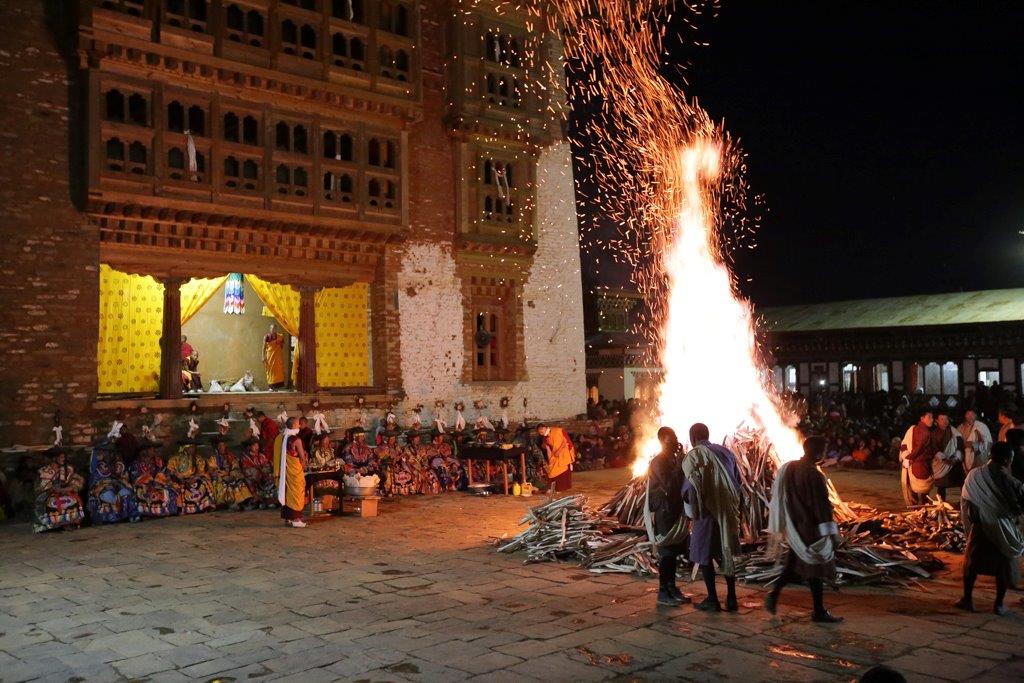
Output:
0,1,101,446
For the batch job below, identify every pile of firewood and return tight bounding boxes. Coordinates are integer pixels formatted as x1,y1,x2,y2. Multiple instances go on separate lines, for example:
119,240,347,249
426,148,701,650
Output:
495,495,656,574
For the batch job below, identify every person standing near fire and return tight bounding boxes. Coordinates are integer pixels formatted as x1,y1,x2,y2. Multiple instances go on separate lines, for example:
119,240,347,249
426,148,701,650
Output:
682,423,742,612
537,424,576,495
646,426,690,606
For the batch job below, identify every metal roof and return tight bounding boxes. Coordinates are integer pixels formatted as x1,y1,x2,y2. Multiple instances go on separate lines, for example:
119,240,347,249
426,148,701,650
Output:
760,289,1024,332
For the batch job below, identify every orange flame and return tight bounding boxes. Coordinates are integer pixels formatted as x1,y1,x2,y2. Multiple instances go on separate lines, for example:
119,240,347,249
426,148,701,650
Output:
631,139,802,477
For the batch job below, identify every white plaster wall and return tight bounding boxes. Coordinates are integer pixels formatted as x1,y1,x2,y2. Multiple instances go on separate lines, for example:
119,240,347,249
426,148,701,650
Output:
394,140,587,426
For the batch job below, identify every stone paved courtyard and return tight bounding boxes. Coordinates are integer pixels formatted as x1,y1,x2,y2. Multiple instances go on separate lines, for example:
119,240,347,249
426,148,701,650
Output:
1,468,1022,682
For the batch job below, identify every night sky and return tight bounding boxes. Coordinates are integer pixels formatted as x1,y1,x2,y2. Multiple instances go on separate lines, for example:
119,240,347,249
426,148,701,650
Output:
574,0,1024,307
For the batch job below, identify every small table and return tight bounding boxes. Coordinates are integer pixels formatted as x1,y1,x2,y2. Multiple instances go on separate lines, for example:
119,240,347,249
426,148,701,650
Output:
459,445,529,495
304,469,343,517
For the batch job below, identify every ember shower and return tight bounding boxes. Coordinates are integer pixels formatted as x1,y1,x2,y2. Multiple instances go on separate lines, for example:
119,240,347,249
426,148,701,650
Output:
534,0,803,466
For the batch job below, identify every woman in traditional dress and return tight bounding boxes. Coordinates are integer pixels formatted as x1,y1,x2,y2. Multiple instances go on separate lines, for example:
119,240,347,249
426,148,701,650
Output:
240,437,277,507
407,431,441,495
86,442,139,524
205,437,254,510
378,432,408,496
263,324,286,390
166,441,216,514
129,440,178,518
33,448,85,533
428,431,463,492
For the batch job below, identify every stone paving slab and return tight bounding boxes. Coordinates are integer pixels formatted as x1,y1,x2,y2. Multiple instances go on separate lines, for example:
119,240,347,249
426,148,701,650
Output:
1,468,1023,681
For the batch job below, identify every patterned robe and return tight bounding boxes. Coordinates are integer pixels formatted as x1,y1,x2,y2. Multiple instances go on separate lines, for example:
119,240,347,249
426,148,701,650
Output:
207,448,254,507
33,460,85,532
344,440,380,477
87,447,139,524
129,452,179,518
428,441,463,491
166,447,216,514
241,448,277,505
407,444,441,494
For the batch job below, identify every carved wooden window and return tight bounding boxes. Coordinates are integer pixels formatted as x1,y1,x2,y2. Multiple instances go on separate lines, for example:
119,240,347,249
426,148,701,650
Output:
378,1,409,37
366,176,396,210
127,141,148,174
101,0,146,17
299,24,318,59
225,4,265,47
104,137,125,172
485,30,522,68
472,300,512,381
242,115,259,145
105,89,125,122
282,0,317,9
167,146,205,181
104,89,149,126
378,45,409,81
166,100,206,135
367,137,396,169
480,157,516,224
322,130,354,161
223,156,240,186
274,164,310,197
224,156,260,192
127,94,148,125
322,171,354,204
332,32,365,70
331,0,363,23
164,0,208,33
281,20,298,55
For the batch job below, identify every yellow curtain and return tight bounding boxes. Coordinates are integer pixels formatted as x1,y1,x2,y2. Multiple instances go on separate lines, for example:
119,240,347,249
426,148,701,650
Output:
315,283,370,387
97,265,163,394
246,275,301,386
180,275,228,325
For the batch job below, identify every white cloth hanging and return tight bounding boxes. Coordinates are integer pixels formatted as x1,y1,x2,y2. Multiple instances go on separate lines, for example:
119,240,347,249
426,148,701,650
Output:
311,411,329,435
454,409,466,432
434,417,447,434
52,426,63,446
107,420,123,439
277,427,300,505
185,131,198,181
187,417,199,439
249,418,261,439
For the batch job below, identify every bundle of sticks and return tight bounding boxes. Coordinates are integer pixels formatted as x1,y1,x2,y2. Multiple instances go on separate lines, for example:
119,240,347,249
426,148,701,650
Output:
495,495,656,573
839,497,964,553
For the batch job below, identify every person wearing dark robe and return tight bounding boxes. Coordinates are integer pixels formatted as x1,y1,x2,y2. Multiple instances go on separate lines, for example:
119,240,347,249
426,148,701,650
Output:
955,442,1024,615
681,423,742,612
764,435,843,623
297,416,314,455
1006,429,1024,483
900,410,936,506
115,424,140,467
257,411,279,460
646,426,690,606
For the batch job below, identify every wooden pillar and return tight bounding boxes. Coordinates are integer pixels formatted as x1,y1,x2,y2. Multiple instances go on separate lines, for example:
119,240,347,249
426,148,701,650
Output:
159,276,185,399
298,285,319,393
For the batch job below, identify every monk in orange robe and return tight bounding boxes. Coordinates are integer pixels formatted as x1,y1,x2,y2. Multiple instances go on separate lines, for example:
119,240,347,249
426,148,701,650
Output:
263,324,286,389
273,417,307,527
538,424,576,494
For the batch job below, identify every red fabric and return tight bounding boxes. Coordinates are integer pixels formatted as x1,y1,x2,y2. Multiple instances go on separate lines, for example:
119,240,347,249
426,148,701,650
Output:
181,342,194,361
908,423,934,480
259,418,280,458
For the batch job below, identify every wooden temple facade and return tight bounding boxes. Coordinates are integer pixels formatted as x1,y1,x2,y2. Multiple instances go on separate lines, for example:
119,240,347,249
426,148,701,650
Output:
0,0,586,445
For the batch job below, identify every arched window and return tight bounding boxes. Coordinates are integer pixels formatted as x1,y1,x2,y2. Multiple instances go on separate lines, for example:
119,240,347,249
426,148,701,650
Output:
509,38,521,67
323,171,334,195
275,164,290,185
167,101,185,132
368,178,381,202
188,0,206,23
485,73,496,100
395,50,409,80
378,1,392,31
294,167,308,188
338,174,353,193
187,105,205,135
223,112,239,142
483,159,493,184
275,122,290,151
942,361,959,395
128,141,147,173
105,138,125,170
924,362,941,395
242,115,258,145
339,133,353,161
242,159,259,179
384,180,396,207
322,132,336,159
293,125,308,154
378,46,393,77
393,4,408,36
873,363,890,392
332,33,348,60
300,25,317,59
127,94,147,125
485,31,498,62
332,0,362,22
512,78,522,107
281,20,298,54
842,363,859,393
385,141,396,168
498,77,509,98
368,138,381,166
350,38,365,67
226,4,244,31
167,147,186,179
784,365,798,392
483,195,493,219
105,89,125,122
224,156,240,177
246,10,264,44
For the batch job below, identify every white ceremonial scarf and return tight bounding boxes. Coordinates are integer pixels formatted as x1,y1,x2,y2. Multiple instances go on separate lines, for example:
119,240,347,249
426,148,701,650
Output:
277,427,300,505
107,420,124,439
434,417,447,434
454,409,466,432
961,466,1024,560
769,461,837,566
249,418,260,439
312,411,329,435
